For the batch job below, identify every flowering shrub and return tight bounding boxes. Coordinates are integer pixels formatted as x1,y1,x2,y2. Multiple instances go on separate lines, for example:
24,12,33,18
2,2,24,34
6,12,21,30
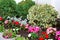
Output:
27,4,58,28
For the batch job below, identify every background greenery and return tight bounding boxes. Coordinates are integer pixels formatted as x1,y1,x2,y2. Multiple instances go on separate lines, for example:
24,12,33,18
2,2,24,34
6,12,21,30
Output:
0,0,17,18
0,0,35,19
18,0,35,19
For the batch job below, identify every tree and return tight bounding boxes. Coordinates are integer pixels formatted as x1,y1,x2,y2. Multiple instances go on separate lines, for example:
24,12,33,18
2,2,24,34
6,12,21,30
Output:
0,0,18,18
18,0,35,19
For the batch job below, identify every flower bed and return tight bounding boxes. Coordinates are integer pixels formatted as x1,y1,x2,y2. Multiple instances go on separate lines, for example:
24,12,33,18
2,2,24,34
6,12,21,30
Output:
0,2,59,40
0,16,59,40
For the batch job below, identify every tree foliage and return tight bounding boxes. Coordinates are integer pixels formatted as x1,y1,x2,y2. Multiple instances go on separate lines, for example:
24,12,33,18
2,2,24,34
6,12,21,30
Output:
0,0,19,18
18,0,35,19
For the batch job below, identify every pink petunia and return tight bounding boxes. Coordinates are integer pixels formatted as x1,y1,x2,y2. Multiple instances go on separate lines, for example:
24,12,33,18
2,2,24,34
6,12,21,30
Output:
28,26,34,32
56,31,60,36
46,27,56,34
55,31,60,39
4,35,8,39
4,20,9,24
20,24,23,26
58,37,60,40
28,26,40,33
33,26,40,33
25,24,29,29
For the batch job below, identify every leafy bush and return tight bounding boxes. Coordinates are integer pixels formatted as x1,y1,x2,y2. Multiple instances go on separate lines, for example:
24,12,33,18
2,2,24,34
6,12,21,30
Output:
15,36,29,40
18,0,35,19
0,0,19,19
0,25,4,32
27,4,58,28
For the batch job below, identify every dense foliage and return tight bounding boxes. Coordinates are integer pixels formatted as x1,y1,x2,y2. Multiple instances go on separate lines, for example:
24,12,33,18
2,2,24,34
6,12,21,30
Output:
0,0,19,18
0,25,4,32
18,0,35,19
27,4,58,28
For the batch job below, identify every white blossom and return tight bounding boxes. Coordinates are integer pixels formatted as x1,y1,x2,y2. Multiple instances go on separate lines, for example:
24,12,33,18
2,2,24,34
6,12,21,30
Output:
28,33,31,37
13,29,15,31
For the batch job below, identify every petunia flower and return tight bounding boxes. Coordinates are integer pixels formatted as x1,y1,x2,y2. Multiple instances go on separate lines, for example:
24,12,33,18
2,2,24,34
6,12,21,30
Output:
45,34,49,39
58,37,60,40
28,26,34,32
0,16,3,21
34,26,40,33
46,27,56,34
55,31,60,39
20,23,23,26
39,37,44,40
4,20,9,24
28,33,31,37
41,31,49,39
28,26,40,33
42,32,46,34
14,21,19,25
13,29,15,31
9,33,12,37
25,24,29,29
56,31,60,36
4,35,8,39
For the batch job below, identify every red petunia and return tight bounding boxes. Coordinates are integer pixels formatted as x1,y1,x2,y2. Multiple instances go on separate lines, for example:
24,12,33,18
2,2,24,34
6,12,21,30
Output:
39,37,44,40
42,32,46,34
0,16,3,21
14,21,19,25
41,32,49,39
45,34,49,39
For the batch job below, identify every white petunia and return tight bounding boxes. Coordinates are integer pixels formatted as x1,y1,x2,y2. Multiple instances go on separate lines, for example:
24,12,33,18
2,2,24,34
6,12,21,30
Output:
13,29,15,31
28,33,31,37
